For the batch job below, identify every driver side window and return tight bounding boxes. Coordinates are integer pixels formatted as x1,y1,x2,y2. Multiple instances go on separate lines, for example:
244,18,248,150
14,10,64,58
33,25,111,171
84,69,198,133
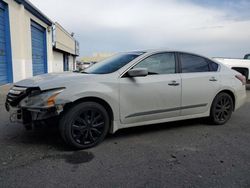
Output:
133,53,176,74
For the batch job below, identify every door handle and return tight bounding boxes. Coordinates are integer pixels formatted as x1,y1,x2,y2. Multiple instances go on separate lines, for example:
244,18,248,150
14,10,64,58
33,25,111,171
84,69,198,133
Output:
168,80,180,86
209,77,217,81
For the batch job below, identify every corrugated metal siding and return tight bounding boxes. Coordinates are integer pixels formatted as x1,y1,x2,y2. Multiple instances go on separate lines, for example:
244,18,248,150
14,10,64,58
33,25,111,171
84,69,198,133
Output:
0,2,8,85
31,21,47,76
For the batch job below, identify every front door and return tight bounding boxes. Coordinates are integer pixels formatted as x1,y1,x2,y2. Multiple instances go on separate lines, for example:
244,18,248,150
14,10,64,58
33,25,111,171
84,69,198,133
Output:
119,52,181,124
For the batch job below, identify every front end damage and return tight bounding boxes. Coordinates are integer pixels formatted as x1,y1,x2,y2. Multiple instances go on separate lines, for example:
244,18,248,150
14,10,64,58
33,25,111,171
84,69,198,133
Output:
5,86,66,129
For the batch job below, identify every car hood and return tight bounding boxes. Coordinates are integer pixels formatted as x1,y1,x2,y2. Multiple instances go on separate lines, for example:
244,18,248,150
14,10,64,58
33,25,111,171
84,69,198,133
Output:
15,72,97,90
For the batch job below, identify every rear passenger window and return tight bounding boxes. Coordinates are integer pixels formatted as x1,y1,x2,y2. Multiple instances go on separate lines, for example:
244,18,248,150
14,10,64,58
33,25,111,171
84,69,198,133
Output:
208,60,219,71
180,53,209,73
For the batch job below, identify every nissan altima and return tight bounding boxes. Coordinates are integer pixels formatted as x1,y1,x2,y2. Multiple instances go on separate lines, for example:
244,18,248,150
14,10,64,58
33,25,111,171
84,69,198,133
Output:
5,50,247,149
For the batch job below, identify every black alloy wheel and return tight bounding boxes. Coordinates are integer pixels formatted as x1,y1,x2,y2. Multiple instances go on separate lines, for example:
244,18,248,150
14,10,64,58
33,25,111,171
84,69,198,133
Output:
60,102,110,149
210,92,233,125
71,109,105,145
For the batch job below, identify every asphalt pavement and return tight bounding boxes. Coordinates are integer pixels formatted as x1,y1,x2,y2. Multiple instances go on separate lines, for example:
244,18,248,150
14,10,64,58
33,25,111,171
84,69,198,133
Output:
0,85,250,188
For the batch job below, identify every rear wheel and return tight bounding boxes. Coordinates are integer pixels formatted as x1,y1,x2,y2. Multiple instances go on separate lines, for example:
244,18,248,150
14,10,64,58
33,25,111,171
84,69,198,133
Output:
59,102,110,149
210,92,233,125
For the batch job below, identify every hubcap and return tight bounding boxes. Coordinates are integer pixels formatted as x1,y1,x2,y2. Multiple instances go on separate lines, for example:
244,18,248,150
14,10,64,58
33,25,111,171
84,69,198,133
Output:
71,109,105,145
215,95,232,122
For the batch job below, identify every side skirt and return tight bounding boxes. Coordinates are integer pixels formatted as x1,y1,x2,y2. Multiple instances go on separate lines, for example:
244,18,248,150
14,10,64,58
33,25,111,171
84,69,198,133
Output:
111,111,210,133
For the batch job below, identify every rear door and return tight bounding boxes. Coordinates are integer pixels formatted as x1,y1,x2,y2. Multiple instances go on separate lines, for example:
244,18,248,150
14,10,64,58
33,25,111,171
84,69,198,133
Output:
178,52,221,116
119,52,181,124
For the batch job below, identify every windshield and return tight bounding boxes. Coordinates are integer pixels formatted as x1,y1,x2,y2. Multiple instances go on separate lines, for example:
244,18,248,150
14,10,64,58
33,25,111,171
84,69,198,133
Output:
83,53,144,74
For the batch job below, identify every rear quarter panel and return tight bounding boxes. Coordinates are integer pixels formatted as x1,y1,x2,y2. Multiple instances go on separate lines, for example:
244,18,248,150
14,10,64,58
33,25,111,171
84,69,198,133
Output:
219,66,246,110
213,58,250,80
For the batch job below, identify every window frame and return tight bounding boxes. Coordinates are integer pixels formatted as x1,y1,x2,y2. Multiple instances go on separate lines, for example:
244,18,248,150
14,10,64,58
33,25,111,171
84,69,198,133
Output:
177,52,219,73
207,59,219,72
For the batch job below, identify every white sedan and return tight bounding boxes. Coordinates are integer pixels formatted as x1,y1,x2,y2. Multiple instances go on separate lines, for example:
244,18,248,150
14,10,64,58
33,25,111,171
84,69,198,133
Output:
6,50,247,149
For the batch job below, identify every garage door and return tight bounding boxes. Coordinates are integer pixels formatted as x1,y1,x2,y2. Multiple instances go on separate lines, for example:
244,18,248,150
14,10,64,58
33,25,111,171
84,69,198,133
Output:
31,21,47,76
0,1,12,85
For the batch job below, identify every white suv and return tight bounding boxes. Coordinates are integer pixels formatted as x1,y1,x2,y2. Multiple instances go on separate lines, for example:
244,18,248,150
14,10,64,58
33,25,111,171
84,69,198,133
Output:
5,50,246,149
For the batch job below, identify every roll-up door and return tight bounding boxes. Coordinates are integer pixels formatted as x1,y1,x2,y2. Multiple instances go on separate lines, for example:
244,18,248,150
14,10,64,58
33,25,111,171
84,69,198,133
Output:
31,21,47,76
0,1,12,85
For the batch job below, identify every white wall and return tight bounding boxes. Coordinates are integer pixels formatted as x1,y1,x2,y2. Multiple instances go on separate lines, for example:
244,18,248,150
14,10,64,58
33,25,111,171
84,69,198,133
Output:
68,55,74,71
54,22,76,55
52,51,64,72
2,0,77,83
3,0,53,82
52,52,76,72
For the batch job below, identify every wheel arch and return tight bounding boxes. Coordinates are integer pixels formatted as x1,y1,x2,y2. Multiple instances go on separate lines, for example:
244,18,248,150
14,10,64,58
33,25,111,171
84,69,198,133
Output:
63,96,114,123
214,89,236,111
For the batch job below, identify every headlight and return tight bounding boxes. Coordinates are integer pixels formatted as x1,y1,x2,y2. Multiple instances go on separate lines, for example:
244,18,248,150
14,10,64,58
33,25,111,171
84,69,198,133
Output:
20,88,65,108
46,89,64,107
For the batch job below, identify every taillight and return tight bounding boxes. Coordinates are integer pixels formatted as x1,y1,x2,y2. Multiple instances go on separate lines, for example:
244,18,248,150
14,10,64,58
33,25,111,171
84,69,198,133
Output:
235,74,246,85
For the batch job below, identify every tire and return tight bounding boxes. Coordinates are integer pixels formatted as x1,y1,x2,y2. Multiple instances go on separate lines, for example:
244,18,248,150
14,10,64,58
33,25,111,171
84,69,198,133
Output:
210,92,233,125
59,101,110,149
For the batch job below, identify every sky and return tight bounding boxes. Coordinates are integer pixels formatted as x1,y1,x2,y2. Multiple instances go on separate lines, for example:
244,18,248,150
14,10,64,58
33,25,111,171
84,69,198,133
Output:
29,0,250,58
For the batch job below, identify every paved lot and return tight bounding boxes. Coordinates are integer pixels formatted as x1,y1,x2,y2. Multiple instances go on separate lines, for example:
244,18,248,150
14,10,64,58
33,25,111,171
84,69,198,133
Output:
0,85,250,188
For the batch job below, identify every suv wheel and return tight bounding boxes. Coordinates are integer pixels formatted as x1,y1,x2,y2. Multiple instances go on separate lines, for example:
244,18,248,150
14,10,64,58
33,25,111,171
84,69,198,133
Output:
59,101,110,149
210,92,233,125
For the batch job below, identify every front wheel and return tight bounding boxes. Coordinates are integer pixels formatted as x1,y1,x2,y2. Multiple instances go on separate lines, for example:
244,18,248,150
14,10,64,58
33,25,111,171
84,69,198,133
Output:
59,102,110,149
210,92,234,125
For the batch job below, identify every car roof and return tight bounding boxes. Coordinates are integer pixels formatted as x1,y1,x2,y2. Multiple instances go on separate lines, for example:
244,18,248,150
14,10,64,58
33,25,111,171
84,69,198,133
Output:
126,49,210,58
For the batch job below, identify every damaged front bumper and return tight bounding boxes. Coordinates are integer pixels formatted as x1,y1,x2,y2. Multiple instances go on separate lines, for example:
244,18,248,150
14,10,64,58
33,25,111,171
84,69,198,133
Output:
5,100,64,129
5,86,67,128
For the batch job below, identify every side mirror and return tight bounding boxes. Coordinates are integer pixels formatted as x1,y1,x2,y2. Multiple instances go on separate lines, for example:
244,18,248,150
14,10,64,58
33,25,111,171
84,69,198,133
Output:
127,68,148,77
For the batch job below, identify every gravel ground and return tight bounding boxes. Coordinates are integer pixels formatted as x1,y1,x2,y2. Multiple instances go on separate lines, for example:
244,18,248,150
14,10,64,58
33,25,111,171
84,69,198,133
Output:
0,85,250,188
